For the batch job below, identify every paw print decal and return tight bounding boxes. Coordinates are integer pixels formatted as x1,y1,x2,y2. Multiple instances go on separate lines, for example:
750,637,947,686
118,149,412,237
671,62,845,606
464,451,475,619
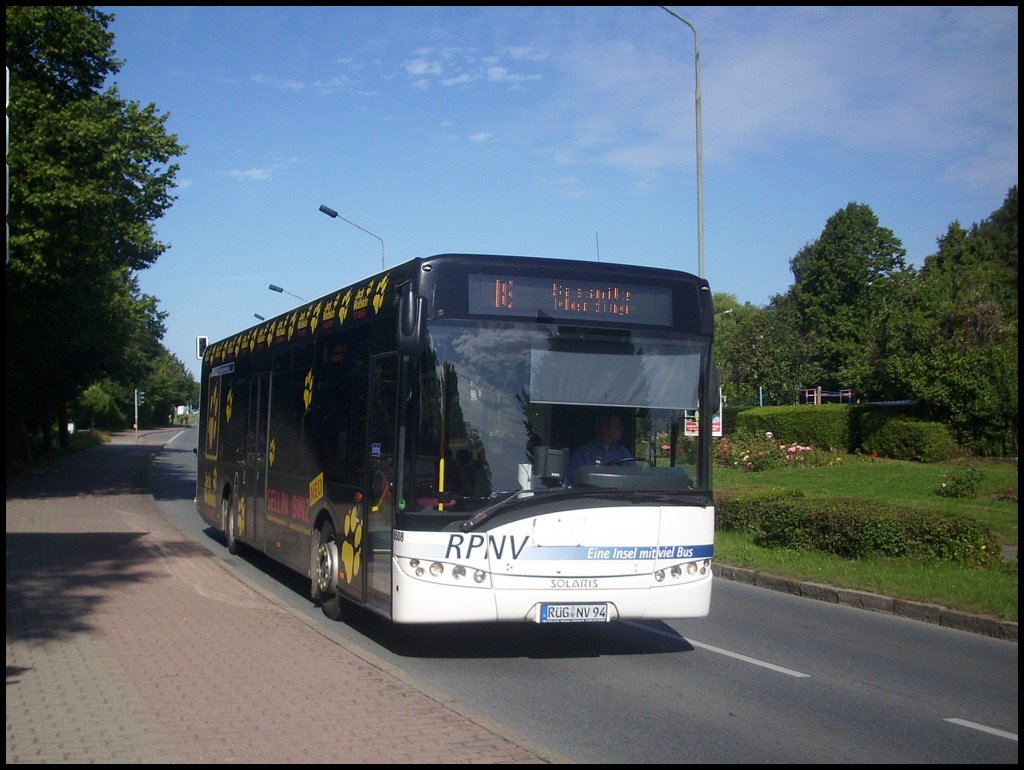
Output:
340,506,363,584
237,495,246,538
303,369,314,410
372,273,390,314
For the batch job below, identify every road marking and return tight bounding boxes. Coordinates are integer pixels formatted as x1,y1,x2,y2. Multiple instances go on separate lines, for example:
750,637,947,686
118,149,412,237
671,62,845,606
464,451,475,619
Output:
945,718,1018,742
625,621,810,678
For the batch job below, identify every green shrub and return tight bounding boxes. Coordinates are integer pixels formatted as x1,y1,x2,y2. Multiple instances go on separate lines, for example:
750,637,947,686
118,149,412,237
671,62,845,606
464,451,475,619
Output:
861,416,958,462
715,492,1000,567
735,404,851,451
937,467,984,498
714,488,804,535
714,431,844,472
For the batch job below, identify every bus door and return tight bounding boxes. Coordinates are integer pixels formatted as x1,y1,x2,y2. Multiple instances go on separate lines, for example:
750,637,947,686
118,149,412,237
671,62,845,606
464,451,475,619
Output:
366,353,398,612
243,372,270,551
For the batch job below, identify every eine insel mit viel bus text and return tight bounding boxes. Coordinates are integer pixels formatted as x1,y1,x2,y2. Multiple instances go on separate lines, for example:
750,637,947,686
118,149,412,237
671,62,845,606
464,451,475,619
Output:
195,253,717,624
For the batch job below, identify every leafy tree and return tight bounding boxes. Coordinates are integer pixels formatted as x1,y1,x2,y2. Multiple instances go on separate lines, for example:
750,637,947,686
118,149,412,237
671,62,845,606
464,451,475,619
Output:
6,6,186,456
141,349,197,428
74,379,129,430
788,203,912,396
879,187,1018,454
713,294,814,406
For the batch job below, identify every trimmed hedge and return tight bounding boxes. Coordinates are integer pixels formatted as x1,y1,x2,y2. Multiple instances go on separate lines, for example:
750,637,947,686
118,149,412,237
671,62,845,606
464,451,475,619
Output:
730,403,959,462
859,414,958,462
715,490,1000,566
735,404,852,451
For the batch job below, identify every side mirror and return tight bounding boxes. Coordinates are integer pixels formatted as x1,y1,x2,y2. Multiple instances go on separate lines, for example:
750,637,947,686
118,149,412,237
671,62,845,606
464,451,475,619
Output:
196,336,209,360
396,284,424,356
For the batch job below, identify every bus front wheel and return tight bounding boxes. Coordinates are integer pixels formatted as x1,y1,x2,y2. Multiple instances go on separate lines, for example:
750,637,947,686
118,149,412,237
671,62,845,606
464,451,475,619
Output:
315,522,348,621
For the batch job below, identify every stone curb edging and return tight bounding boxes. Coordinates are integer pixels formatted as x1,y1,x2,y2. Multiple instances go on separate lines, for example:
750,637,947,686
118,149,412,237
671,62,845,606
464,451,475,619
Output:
712,564,1018,643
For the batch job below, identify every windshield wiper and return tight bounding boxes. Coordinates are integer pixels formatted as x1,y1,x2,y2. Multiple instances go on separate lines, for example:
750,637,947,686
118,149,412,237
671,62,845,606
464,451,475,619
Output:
457,487,578,532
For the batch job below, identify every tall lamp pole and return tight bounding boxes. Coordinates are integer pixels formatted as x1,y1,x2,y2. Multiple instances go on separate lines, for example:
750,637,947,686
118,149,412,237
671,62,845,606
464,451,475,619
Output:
661,6,705,279
268,284,307,302
319,204,386,271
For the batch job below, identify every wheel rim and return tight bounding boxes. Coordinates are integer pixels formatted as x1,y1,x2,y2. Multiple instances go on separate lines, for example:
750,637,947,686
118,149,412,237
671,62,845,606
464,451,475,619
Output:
221,497,233,544
316,538,339,595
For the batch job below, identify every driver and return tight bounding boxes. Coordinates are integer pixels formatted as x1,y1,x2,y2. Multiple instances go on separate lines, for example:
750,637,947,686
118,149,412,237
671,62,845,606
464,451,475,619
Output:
566,413,634,485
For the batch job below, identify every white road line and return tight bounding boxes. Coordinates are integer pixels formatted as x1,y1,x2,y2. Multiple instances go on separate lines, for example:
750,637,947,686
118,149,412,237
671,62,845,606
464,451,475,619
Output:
626,622,810,678
945,718,1018,742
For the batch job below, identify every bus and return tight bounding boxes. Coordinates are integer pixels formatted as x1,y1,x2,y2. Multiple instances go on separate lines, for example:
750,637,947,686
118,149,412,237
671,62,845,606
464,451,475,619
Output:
196,253,716,624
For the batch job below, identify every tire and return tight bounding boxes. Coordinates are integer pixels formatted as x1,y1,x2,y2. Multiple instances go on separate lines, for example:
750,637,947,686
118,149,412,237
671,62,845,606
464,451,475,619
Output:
222,495,240,555
314,521,348,621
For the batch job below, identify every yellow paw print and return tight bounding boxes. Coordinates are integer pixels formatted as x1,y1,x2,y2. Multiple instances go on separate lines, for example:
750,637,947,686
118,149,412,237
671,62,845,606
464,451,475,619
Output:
372,274,390,314
303,369,314,410
237,496,246,538
340,506,363,584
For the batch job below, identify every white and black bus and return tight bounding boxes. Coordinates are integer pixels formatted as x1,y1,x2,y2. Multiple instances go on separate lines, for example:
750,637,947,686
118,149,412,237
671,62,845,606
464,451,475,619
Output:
196,253,716,623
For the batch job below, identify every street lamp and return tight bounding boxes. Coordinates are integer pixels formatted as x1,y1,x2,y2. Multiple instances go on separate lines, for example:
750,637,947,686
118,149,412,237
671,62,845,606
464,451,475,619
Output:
661,6,705,279
254,313,265,321
268,284,307,302
319,204,385,271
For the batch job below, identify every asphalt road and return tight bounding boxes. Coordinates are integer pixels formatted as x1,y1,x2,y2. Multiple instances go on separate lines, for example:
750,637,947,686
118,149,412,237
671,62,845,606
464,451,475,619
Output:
145,425,1019,764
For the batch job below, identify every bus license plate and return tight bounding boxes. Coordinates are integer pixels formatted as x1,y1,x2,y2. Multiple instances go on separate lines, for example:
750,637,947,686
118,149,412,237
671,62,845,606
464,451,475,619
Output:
539,603,609,623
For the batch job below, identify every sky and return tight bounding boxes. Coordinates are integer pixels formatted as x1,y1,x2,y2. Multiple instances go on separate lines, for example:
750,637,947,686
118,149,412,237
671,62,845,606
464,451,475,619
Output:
97,6,1018,379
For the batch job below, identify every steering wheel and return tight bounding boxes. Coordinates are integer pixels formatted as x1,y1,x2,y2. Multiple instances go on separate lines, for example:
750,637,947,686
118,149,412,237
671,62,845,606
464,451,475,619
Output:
604,457,649,466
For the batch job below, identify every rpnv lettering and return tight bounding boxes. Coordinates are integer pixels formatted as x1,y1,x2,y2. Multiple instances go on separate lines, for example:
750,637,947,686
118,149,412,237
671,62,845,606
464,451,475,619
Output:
445,533,529,560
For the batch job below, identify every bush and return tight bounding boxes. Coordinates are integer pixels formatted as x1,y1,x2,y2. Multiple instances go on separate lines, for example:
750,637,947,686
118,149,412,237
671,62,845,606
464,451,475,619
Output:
937,467,984,498
860,416,958,462
715,492,1000,567
714,431,844,472
735,404,853,451
715,488,805,534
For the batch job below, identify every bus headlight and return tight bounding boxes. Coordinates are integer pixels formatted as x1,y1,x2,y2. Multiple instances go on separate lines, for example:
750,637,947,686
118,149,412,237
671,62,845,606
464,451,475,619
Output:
400,558,491,586
654,560,712,584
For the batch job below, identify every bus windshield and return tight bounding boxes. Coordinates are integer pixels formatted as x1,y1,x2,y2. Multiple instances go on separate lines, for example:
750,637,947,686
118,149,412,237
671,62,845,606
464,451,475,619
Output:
404,319,711,517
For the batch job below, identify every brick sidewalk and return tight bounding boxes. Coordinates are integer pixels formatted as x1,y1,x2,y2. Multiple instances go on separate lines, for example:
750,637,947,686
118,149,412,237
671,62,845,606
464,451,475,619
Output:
6,434,557,764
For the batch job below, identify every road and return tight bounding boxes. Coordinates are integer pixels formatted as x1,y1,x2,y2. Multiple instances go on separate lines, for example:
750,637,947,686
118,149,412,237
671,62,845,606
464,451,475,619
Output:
152,425,1018,764
9,425,1018,763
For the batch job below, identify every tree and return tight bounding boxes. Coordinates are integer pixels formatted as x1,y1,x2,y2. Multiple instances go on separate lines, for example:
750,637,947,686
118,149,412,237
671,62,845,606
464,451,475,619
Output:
879,187,1018,454
788,203,912,396
6,6,186,456
714,290,820,407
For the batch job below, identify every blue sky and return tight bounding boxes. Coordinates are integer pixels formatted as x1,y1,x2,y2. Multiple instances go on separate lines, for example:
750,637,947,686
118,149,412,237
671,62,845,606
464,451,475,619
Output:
99,6,1018,379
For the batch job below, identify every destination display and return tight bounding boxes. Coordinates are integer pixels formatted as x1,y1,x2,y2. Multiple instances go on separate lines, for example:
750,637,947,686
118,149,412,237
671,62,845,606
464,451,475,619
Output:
468,274,674,326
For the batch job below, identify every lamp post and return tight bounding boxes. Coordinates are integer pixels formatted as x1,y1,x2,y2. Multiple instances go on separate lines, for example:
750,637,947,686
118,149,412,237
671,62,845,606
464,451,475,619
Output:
660,6,705,279
268,284,307,302
319,204,385,271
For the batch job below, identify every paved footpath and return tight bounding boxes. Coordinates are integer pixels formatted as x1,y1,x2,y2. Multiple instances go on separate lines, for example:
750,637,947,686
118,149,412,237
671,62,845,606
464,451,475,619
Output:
6,432,559,764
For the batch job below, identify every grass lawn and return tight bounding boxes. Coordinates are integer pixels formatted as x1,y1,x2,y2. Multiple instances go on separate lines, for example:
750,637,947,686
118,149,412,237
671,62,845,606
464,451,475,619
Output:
713,456,1018,621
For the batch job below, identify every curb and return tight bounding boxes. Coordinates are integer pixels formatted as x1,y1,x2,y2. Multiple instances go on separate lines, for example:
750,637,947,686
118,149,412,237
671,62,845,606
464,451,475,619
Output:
712,564,1018,643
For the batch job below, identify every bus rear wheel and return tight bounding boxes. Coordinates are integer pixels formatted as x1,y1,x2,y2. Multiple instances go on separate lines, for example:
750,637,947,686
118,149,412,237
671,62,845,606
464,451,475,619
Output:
222,496,240,555
315,522,348,621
